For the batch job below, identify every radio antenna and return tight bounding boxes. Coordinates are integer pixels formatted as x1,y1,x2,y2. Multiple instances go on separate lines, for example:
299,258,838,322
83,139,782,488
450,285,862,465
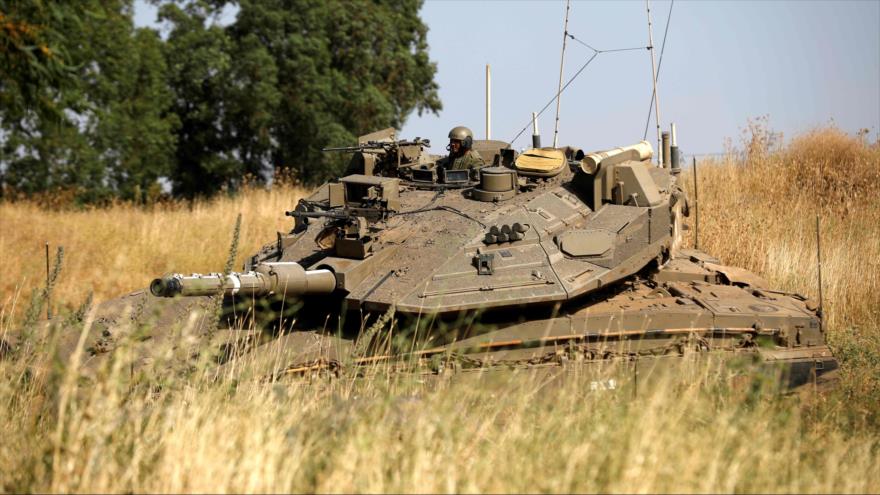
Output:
645,0,662,165
552,0,571,149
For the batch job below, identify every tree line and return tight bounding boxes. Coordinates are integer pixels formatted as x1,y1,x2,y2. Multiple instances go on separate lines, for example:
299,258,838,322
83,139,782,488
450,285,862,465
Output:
0,0,441,203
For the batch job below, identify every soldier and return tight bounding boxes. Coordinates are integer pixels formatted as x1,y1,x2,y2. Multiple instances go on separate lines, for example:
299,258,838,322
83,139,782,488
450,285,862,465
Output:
439,126,485,170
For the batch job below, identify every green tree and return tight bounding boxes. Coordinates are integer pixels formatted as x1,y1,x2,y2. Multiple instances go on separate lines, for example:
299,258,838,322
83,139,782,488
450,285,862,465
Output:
90,19,177,200
0,0,77,125
1,0,441,201
239,0,441,184
164,0,441,195
1,1,176,203
160,1,281,198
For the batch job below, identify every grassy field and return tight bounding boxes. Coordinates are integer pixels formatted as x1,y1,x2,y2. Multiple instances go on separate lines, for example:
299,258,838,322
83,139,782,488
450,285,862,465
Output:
1,125,878,493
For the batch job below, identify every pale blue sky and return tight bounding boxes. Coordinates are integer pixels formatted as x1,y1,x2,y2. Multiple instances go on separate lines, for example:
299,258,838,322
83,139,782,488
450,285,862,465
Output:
134,0,880,158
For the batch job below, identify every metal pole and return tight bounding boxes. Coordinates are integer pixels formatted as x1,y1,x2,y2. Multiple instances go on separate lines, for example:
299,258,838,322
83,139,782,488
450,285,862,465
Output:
532,112,541,149
486,64,491,140
553,0,571,149
693,157,699,250
661,131,671,168
646,0,662,165
670,122,680,171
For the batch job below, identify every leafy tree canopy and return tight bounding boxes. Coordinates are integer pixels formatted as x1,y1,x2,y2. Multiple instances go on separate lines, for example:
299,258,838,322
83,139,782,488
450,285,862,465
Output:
1,0,177,203
0,0,441,202
0,0,78,124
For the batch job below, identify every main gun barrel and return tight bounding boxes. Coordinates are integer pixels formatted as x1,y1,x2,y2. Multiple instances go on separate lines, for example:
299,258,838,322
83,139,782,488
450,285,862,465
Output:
150,262,337,298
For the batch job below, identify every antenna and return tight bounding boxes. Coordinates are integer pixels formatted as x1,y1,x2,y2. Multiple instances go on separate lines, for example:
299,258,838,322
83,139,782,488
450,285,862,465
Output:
815,215,824,331
645,0,662,165
485,64,491,140
693,157,699,250
552,0,571,149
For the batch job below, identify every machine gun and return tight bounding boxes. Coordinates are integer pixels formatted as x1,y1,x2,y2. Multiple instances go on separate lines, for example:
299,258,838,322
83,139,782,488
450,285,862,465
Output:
284,206,383,260
284,208,351,221
287,175,401,227
285,204,392,233
322,138,430,154
326,138,432,177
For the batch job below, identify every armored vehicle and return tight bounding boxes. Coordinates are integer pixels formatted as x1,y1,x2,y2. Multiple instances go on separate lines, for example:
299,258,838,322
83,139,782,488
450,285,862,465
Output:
33,127,838,387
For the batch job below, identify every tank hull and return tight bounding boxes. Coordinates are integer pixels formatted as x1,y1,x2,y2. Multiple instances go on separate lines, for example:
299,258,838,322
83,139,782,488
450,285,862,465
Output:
13,249,834,392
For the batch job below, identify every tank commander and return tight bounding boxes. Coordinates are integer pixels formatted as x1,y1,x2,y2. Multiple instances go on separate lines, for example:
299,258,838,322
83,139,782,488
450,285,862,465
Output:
439,126,485,170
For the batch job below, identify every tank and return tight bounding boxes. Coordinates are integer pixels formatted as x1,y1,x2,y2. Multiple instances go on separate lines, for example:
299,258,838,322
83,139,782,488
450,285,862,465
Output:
29,128,839,388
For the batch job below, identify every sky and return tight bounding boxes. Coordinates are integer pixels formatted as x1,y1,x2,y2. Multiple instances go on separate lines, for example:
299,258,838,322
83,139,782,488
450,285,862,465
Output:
134,0,880,158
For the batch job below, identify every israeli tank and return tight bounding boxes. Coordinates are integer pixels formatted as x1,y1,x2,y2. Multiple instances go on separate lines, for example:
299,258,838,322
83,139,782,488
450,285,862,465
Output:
38,127,837,387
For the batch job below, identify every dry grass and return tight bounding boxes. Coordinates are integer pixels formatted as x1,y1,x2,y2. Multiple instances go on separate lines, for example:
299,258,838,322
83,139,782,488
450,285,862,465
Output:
0,185,308,319
1,124,879,493
683,125,880,426
3,351,879,494
686,125,880,328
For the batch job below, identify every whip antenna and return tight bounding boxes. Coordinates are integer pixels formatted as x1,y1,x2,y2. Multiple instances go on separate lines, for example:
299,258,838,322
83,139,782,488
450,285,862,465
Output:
552,0,571,149
645,0,662,165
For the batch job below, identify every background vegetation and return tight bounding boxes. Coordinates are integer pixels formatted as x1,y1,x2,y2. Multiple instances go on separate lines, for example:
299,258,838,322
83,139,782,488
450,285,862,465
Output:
0,124,878,493
1,0,440,202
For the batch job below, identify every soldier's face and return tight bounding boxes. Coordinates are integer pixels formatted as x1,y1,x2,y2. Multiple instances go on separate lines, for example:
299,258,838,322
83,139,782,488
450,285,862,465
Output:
448,139,462,155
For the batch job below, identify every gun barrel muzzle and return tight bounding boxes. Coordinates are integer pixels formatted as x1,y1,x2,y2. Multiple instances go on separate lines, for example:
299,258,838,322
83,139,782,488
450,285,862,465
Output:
150,262,337,298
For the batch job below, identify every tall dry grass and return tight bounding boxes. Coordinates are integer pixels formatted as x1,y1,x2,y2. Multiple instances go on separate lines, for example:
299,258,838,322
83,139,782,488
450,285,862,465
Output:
3,345,879,494
1,124,879,493
682,125,880,425
0,185,308,319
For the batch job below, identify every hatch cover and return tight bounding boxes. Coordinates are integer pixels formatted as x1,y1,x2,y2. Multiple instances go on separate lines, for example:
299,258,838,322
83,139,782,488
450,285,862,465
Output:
558,230,615,257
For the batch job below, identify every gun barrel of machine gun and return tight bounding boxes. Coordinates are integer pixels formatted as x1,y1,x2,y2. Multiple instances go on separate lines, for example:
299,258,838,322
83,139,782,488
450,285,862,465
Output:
322,138,430,153
284,209,349,220
285,208,391,225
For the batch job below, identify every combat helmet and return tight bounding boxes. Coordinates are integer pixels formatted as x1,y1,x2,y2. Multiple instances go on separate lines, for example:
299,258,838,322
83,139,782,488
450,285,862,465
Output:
447,125,474,150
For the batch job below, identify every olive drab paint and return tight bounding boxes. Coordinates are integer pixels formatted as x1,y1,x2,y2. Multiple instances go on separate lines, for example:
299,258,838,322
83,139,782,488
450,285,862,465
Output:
35,129,837,387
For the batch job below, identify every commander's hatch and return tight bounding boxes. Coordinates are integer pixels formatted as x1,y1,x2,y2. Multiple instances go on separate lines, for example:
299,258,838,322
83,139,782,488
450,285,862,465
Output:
514,148,566,178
